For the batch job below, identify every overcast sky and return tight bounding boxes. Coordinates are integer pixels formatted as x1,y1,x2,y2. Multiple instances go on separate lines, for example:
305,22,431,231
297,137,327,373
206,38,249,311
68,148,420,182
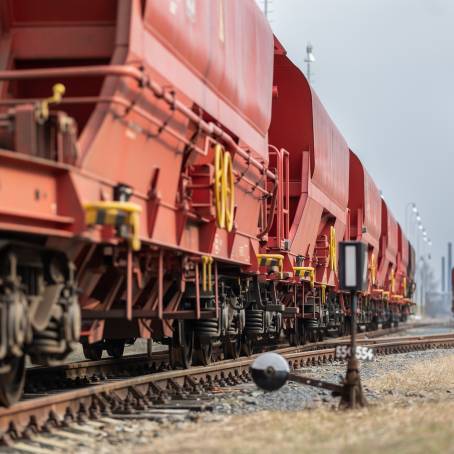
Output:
258,0,454,290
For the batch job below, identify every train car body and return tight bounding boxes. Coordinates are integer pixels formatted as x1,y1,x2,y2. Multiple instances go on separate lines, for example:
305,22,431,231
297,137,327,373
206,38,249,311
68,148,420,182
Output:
348,151,381,285
396,227,409,295
396,225,413,318
347,150,383,326
0,0,278,404
265,38,349,337
407,243,416,299
377,200,398,290
376,200,402,323
269,39,349,281
0,0,416,406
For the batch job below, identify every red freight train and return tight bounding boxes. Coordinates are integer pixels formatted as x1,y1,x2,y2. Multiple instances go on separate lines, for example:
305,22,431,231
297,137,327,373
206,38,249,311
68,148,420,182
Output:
0,0,415,405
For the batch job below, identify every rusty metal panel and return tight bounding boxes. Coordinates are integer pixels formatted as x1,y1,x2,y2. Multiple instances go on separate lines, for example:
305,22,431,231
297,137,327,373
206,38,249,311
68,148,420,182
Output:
144,0,274,137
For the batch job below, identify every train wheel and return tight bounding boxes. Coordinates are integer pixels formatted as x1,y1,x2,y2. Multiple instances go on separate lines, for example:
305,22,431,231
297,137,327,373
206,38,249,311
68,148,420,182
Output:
308,329,318,343
223,335,241,360
299,322,307,345
288,330,298,347
195,339,213,366
337,320,345,337
181,331,194,368
241,336,254,356
344,317,352,335
106,339,126,359
288,318,300,346
83,343,103,361
170,321,193,369
0,356,26,407
370,318,379,332
290,319,307,346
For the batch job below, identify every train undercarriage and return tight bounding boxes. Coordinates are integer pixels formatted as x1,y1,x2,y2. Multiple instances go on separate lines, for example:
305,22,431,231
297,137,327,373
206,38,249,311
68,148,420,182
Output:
0,239,410,407
79,254,408,367
0,235,80,406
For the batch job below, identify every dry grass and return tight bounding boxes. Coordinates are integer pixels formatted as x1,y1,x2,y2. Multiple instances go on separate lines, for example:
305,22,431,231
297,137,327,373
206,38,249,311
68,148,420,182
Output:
147,354,454,454
367,354,454,396
148,404,454,454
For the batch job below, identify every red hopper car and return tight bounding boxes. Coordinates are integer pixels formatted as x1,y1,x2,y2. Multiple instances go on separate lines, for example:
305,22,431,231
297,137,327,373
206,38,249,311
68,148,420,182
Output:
0,0,414,405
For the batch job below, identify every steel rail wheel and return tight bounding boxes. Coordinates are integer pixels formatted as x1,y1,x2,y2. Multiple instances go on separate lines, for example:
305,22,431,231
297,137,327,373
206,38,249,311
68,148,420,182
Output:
0,356,25,407
241,335,254,357
106,339,126,359
83,342,103,361
223,334,242,360
170,321,193,369
194,336,213,366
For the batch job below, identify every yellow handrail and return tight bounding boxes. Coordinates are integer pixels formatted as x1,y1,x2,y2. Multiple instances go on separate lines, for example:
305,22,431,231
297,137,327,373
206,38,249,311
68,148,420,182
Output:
370,253,377,285
329,226,337,272
321,284,326,303
36,83,66,123
390,268,395,293
202,256,214,292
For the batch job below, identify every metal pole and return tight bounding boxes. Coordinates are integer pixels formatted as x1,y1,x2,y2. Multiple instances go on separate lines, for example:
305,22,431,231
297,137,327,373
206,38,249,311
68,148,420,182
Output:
421,260,425,316
448,242,452,294
350,293,357,356
339,291,366,408
420,258,424,313
442,256,446,293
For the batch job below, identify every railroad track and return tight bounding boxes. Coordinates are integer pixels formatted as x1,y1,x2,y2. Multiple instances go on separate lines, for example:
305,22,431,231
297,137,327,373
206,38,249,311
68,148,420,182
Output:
24,322,427,391
0,323,452,446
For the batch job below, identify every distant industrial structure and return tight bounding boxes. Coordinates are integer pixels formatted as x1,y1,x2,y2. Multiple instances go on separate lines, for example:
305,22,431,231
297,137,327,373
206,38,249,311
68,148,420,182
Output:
426,242,453,317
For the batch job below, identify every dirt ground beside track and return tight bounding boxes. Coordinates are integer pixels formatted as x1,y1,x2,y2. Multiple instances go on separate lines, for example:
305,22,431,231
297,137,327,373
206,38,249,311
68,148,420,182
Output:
145,353,454,454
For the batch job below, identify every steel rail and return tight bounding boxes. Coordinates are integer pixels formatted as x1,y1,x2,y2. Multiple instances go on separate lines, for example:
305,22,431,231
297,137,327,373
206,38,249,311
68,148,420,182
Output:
24,322,421,388
2,330,454,444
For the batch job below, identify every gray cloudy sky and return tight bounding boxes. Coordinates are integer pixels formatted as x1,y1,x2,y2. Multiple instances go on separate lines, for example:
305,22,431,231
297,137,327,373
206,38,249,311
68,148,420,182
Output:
259,0,454,289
